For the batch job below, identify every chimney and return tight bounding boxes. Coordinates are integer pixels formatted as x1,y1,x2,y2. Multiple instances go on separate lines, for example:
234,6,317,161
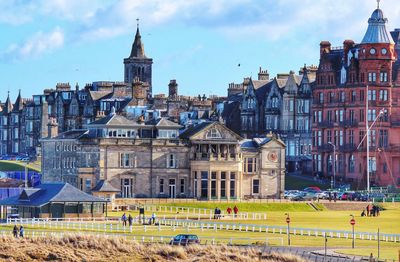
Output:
168,79,178,98
320,41,331,56
258,67,269,80
47,118,58,138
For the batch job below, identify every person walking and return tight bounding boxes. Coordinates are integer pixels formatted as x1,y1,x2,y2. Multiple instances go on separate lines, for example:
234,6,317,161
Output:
19,225,24,238
121,213,127,226
226,207,232,216
233,205,238,217
214,207,218,220
128,214,133,227
12,225,18,238
366,204,371,217
151,212,156,224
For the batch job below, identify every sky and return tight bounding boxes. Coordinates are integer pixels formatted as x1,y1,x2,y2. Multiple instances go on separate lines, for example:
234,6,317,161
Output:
1,0,400,102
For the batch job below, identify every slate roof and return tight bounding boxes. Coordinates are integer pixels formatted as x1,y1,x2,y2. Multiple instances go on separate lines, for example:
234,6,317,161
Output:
88,113,140,127
146,117,182,129
361,8,394,44
179,122,213,139
92,180,120,192
240,137,285,150
0,183,107,207
89,91,112,101
52,129,89,140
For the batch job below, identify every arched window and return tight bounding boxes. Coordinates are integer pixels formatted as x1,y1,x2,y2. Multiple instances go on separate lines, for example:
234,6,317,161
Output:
348,155,355,173
206,128,222,139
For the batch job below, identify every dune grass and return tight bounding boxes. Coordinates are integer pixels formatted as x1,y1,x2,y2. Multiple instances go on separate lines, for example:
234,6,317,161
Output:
0,234,307,261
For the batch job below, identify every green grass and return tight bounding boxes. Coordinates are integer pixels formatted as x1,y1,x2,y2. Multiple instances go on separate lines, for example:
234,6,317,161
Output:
336,248,400,261
285,175,330,190
148,203,320,213
0,160,41,172
110,203,400,234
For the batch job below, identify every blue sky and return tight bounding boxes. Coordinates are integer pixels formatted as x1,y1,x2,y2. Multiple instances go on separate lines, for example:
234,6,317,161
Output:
1,0,400,101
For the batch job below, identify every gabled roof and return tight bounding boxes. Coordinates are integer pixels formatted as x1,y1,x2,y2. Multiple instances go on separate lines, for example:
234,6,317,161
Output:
89,91,113,101
147,117,182,129
240,136,285,150
88,113,140,127
92,180,119,192
179,122,213,139
52,129,89,140
179,121,242,140
0,183,107,207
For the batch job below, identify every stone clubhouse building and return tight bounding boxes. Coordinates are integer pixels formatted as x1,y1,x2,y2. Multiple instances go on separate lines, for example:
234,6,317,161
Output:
41,111,286,200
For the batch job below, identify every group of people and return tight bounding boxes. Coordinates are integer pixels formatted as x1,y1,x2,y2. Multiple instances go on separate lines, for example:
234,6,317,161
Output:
121,213,133,227
213,206,239,219
361,204,380,217
121,211,157,226
12,225,24,238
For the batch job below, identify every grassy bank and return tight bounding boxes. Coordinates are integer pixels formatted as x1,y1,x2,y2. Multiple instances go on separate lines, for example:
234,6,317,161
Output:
0,234,306,261
0,160,41,172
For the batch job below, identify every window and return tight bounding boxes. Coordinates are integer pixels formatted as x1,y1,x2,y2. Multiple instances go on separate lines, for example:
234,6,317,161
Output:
220,172,226,198
379,130,388,148
244,158,257,174
327,111,333,122
349,130,354,144
230,172,235,197
180,178,185,194
360,90,364,101
252,179,260,194
379,90,388,101
338,110,344,122
380,72,388,82
339,130,344,146
348,155,355,173
206,128,222,138
359,130,365,148
327,130,332,143
167,154,177,168
85,178,91,192
369,129,376,147
289,99,294,112
319,93,324,104
211,172,217,197
351,91,356,102
271,97,279,108
158,130,178,138
329,92,334,103
317,131,322,146
360,109,365,122
120,153,135,168
340,91,345,102
159,179,164,194
368,72,376,82
368,90,376,101
318,111,323,123
368,109,376,121
369,157,377,172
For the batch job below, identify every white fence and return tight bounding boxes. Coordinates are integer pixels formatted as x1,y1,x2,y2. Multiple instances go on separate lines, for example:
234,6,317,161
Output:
5,217,400,244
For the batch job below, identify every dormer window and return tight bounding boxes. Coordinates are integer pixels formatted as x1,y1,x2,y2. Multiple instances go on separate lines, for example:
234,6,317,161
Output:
206,128,222,139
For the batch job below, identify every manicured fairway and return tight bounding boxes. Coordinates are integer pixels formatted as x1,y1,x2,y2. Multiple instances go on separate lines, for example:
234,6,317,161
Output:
111,203,400,234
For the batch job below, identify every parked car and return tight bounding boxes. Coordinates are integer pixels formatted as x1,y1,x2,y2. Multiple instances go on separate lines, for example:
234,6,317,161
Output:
304,187,322,193
170,234,200,246
284,190,301,199
351,192,368,201
7,214,19,219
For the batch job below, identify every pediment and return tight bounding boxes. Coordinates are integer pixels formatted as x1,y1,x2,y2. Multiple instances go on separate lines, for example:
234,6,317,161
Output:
190,122,242,142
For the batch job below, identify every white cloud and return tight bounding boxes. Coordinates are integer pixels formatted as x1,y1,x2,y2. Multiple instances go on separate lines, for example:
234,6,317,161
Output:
1,28,64,62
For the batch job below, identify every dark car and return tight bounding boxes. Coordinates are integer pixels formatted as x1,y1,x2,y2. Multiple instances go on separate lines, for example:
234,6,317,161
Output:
170,234,200,246
351,192,368,201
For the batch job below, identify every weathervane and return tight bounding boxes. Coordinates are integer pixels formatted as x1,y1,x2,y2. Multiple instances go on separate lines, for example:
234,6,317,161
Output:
377,0,380,9
136,18,139,29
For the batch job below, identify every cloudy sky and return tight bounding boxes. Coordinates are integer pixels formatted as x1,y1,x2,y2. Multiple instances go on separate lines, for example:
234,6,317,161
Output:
1,0,399,101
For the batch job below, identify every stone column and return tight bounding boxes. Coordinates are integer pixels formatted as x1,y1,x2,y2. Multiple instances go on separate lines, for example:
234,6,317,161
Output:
226,171,231,200
216,171,221,200
237,171,242,200
207,170,211,200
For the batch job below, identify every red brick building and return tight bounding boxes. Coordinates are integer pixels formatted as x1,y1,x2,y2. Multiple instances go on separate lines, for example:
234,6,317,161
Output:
312,5,400,188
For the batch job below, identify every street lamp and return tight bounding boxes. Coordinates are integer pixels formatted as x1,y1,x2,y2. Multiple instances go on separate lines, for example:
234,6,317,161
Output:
350,214,355,249
328,142,336,189
285,213,291,246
